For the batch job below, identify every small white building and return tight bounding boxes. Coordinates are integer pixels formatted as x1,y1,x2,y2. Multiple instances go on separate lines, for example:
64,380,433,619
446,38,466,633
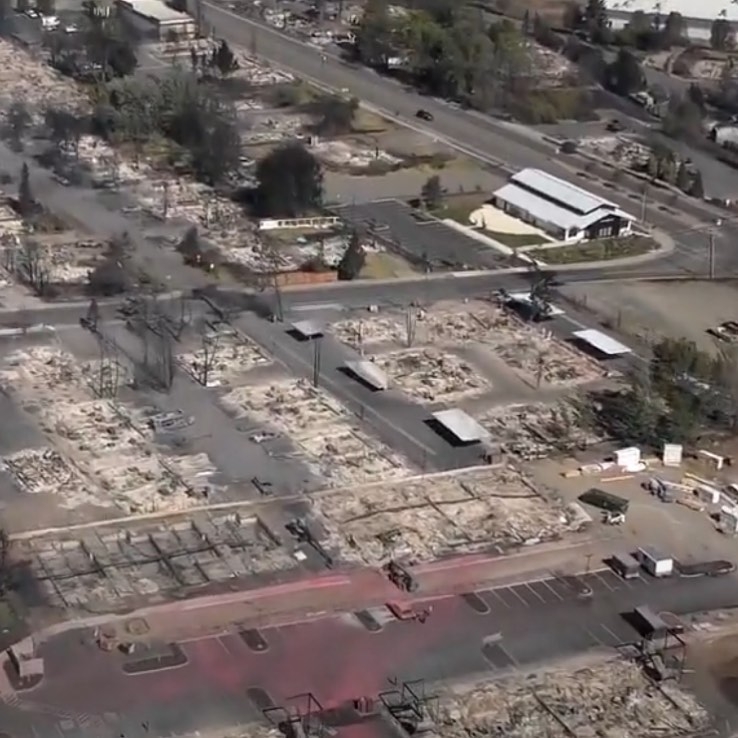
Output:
116,0,196,40
605,0,738,43
492,168,635,243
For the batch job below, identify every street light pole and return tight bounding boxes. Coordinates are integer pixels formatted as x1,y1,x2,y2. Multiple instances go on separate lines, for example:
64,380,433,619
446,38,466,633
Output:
709,219,722,280
640,183,648,223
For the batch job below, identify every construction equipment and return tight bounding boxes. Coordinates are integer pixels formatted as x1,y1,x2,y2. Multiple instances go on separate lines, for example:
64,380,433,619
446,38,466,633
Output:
603,510,625,525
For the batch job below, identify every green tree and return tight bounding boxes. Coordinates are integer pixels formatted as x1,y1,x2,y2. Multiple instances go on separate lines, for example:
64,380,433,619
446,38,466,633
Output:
646,152,659,178
356,0,395,68
584,0,610,41
255,142,324,217
88,256,132,295
6,100,31,152
211,40,239,77
562,2,584,30
315,95,359,136
189,103,242,185
18,163,34,218
36,0,55,14
45,107,87,158
629,10,650,35
662,12,684,46
177,226,203,265
102,71,241,183
690,169,705,198
662,94,703,139
711,18,734,50
687,82,705,112
420,174,443,209
676,160,691,191
527,264,557,321
606,49,645,96
522,9,531,35
337,229,366,280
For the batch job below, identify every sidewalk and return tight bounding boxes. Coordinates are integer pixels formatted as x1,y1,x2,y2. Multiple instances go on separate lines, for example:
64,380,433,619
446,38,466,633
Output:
29,536,605,646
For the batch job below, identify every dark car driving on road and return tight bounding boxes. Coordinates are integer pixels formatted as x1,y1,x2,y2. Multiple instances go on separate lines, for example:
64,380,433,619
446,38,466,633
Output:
416,109,434,121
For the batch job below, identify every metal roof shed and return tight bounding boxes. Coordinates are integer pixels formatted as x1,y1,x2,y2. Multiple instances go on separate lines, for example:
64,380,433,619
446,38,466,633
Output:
432,409,489,444
345,360,388,390
572,329,631,356
511,168,612,215
291,320,324,339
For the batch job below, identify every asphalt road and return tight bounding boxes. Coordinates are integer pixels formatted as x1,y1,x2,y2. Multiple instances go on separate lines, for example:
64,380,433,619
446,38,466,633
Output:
6,569,738,737
200,3,738,277
0,266,708,331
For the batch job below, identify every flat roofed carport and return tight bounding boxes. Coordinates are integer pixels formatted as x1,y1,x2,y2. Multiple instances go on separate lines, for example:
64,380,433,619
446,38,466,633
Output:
344,360,388,390
572,328,631,356
432,409,490,444
291,320,324,339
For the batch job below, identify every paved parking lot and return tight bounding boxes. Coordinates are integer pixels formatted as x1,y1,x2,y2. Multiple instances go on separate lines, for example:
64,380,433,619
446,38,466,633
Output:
335,199,508,270
464,568,703,672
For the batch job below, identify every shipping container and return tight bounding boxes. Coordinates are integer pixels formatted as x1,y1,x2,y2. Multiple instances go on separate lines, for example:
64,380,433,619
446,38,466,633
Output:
637,546,674,577
610,552,640,579
579,488,629,514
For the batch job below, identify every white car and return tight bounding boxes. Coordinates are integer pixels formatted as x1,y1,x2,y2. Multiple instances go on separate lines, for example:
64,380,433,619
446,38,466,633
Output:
25,8,40,18
249,431,279,444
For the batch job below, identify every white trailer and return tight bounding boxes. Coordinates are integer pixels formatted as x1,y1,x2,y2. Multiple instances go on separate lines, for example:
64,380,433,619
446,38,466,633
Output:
637,546,674,578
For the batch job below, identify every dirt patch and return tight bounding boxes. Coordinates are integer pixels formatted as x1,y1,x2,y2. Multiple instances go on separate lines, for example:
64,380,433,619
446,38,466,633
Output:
560,280,738,353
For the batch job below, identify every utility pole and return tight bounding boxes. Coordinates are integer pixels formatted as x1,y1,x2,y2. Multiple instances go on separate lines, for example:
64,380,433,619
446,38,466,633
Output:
195,0,203,37
709,230,716,280
272,272,284,322
405,307,416,348
162,181,170,220
312,336,322,388
640,182,649,224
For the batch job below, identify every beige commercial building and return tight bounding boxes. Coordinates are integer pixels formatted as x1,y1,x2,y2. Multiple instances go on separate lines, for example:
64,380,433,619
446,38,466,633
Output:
116,0,196,40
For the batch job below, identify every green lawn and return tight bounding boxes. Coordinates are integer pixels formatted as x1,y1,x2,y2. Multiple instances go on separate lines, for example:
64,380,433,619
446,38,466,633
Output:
431,195,487,225
529,235,657,265
484,231,549,248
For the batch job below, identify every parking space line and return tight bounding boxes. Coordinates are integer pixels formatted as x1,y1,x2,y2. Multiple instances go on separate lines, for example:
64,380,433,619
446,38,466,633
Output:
523,582,546,603
593,572,617,591
506,586,530,607
583,626,606,647
541,580,564,600
499,643,519,667
599,624,623,645
484,588,512,609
